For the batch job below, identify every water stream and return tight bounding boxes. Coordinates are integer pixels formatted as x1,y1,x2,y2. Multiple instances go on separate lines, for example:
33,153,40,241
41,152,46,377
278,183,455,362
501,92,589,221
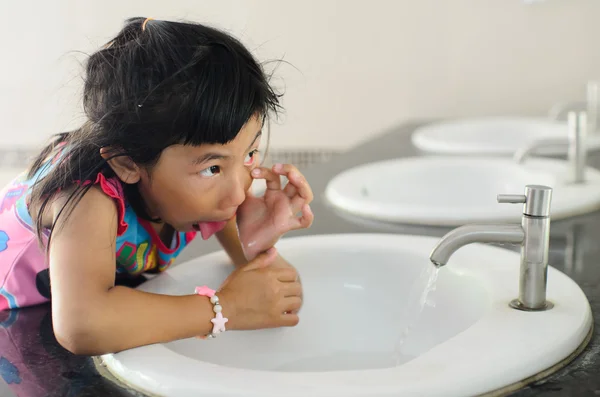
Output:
393,263,440,365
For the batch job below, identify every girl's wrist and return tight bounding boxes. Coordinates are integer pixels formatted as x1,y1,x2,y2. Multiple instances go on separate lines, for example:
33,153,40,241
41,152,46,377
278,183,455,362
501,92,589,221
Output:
193,286,237,337
241,236,281,262
243,244,277,263
215,289,238,331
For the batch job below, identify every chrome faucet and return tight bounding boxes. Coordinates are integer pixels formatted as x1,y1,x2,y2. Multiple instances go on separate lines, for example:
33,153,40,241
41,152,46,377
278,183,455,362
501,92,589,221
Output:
548,80,598,136
429,184,554,311
514,111,588,184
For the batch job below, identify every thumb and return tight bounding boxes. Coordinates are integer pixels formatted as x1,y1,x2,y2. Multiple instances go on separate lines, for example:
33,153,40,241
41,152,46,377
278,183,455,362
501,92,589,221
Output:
242,247,278,271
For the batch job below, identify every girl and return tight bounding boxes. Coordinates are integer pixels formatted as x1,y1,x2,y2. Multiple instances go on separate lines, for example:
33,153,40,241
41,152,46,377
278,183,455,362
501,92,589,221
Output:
0,17,314,355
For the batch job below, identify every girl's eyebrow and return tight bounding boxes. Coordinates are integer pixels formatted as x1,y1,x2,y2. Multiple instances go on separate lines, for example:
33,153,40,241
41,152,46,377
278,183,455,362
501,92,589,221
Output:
192,152,229,165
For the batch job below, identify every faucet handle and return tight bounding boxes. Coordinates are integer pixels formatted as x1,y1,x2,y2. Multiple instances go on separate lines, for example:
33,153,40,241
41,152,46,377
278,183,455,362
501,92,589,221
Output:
497,185,552,217
497,194,526,204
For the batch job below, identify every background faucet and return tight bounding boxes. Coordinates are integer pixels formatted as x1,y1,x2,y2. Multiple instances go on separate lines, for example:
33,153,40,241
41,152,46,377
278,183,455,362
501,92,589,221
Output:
514,111,588,184
548,80,599,136
429,185,554,311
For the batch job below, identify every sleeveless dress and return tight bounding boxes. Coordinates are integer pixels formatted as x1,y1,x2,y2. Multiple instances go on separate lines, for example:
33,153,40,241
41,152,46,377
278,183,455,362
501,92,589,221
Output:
0,149,197,311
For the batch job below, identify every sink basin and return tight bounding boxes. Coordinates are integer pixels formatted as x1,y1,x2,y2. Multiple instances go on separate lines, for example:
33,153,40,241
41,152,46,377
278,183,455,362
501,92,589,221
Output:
324,156,600,226
411,117,600,156
99,233,592,397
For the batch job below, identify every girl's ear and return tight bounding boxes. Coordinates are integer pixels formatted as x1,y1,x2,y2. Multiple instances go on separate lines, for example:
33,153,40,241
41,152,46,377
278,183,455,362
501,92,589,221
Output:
99,147,141,184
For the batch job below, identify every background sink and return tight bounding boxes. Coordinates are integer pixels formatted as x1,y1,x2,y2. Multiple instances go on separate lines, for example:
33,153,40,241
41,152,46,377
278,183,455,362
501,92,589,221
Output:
100,233,592,397
324,156,600,226
411,117,600,156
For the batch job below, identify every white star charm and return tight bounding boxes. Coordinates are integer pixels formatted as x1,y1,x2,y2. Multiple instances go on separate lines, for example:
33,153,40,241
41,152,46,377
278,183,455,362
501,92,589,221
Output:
211,312,228,334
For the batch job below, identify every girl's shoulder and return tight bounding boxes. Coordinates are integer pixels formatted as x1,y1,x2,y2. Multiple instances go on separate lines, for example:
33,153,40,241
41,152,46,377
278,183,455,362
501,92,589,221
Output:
40,173,128,236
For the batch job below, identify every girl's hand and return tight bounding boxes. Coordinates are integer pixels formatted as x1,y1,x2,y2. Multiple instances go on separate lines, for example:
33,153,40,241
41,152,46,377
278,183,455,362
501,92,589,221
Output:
236,163,314,260
218,248,302,330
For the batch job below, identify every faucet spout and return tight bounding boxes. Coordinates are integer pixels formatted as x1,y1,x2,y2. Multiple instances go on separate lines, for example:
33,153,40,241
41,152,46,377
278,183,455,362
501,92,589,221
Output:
513,111,589,184
429,224,525,267
513,138,568,164
429,184,553,311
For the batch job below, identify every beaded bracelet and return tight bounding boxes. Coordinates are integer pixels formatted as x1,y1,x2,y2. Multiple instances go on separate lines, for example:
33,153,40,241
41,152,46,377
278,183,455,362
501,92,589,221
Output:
194,286,228,339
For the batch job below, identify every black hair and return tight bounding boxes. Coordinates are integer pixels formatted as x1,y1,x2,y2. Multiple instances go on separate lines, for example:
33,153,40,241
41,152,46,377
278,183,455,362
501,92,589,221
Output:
27,17,282,248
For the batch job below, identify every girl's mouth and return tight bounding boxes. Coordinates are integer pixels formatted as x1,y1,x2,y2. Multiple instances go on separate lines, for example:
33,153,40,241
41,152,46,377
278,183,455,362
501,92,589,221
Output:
191,213,236,240
192,221,228,240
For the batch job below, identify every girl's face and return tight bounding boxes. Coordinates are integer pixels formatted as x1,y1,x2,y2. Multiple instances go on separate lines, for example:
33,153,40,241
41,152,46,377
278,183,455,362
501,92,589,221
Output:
138,115,263,232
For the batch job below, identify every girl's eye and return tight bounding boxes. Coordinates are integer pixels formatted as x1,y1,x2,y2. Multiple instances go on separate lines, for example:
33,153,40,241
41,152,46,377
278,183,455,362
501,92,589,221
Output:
245,149,259,165
199,165,221,177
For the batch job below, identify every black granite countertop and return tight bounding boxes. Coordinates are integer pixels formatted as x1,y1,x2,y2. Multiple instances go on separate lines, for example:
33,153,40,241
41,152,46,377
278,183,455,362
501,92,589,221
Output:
2,121,600,397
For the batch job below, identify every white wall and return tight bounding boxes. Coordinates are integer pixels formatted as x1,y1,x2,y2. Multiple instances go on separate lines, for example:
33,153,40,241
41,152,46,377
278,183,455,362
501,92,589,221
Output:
1,0,599,151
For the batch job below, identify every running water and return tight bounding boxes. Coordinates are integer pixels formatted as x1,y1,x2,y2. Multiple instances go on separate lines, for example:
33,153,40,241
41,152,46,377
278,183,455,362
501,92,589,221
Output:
393,264,440,365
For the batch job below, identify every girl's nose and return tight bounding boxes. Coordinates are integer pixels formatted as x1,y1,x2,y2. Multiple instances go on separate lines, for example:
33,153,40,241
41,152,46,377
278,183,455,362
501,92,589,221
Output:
243,168,253,193
229,168,252,208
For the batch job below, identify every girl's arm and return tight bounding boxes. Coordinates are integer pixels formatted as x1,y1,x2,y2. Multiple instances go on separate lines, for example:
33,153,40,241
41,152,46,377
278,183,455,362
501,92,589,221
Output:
48,187,219,355
48,187,300,355
49,188,254,355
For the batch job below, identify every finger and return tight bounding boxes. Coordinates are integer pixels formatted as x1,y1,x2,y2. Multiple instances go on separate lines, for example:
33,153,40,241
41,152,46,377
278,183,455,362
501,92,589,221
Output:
252,167,281,191
282,179,297,199
282,281,303,297
275,267,298,282
242,247,277,271
272,163,297,175
298,204,314,228
292,204,315,230
274,164,313,203
279,312,300,327
281,297,303,316
290,195,305,215
292,171,313,203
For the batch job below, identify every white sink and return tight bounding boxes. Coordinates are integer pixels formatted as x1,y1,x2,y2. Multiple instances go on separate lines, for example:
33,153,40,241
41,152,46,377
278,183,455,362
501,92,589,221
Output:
99,234,592,397
324,156,600,226
411,117,600,156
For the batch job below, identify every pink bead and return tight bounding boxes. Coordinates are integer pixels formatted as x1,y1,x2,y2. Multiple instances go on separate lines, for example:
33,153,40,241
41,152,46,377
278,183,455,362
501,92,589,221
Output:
195,286,215,297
